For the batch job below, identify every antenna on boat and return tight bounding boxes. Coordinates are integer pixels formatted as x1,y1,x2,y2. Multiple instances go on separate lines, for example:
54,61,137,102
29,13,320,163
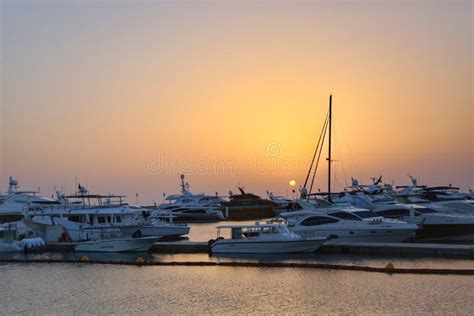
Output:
8,176,18,193
74,176,78,195
180,174,186,192
327,94,333,202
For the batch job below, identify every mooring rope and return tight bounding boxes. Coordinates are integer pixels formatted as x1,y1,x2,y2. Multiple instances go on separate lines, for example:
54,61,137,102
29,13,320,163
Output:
1,258,473,275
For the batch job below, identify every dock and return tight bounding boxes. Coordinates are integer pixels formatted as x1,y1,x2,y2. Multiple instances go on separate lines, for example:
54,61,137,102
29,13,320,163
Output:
321,242,474,259
44,241,474,258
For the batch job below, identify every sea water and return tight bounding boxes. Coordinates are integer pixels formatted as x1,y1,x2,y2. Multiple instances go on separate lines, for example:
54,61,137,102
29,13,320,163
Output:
1,261,473,315
1,221,473,314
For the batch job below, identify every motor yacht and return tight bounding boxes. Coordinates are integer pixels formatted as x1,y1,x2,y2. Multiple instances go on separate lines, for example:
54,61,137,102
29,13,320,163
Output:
280,208,418,243
390,177,474,215
0,177,61,223
25,190,189,242
209,223,326,254
404,195,474,215
221,187,276,220
153,175,224,222
372,203,474,242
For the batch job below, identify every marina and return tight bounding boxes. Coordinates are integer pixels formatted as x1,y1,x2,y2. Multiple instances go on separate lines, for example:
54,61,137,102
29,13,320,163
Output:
1,1,473,314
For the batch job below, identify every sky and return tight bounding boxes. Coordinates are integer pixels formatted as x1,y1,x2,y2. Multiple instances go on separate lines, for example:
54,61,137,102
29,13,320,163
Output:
1,0,472,204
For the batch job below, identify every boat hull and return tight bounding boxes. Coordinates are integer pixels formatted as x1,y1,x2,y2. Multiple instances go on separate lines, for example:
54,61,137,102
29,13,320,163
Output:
210,238,325,254
416,224,474,242
0,242,23,252
291,227,417,243
52,218,135,241
74,237,158,252
120,225,190,238
386,214,474,242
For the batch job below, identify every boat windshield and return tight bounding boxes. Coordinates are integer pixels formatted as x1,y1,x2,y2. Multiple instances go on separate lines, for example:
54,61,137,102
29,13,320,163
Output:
353,210,378,219
415,208,437,214
274,225,290,234
328,211,361,221
253,226,287,234
226,225,288,239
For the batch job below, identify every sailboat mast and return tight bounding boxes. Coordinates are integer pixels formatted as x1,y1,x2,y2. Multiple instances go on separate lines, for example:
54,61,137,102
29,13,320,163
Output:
327,95,332,202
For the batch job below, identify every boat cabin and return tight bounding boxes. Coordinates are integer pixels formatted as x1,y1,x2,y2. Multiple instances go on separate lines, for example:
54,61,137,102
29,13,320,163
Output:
327,209,379,220
374,205,438,219
63,194,127,208
216,224,291,240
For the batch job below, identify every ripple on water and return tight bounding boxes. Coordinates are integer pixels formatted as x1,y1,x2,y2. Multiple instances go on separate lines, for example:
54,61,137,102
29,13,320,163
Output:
0,264,473,314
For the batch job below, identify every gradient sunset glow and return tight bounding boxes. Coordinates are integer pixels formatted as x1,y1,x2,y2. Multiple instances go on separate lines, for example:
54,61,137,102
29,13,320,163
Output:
1,0,472,203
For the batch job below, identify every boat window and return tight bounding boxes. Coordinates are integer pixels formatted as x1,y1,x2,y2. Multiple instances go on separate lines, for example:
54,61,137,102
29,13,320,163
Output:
414,208,437,214
376,209,410,217
328,212,360,220
231,228,243,239
68,215,82,223
97,216,107,224
242,227,260,238
34,201,61,205
353,211,378,219
261,227,276,234
276,225,290,233
300,216,339,226
115,216,122,223
183,210,207,214
0,231,4,238
164,206,179,210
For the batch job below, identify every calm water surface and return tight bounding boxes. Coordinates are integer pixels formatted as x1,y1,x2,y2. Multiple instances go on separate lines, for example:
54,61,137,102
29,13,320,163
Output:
1,221,473,314
1,263,473,315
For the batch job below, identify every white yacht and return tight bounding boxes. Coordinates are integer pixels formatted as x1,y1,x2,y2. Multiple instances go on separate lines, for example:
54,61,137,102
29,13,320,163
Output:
26,191,189,242
209,223,326,254
0,177,61,223
372,203,474,242
410,198,474,215
281,208,418,243
153,175,224,222
390,177,474,215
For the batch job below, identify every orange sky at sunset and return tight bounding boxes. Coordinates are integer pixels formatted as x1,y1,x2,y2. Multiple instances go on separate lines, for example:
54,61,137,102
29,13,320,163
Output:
1,1,472,203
